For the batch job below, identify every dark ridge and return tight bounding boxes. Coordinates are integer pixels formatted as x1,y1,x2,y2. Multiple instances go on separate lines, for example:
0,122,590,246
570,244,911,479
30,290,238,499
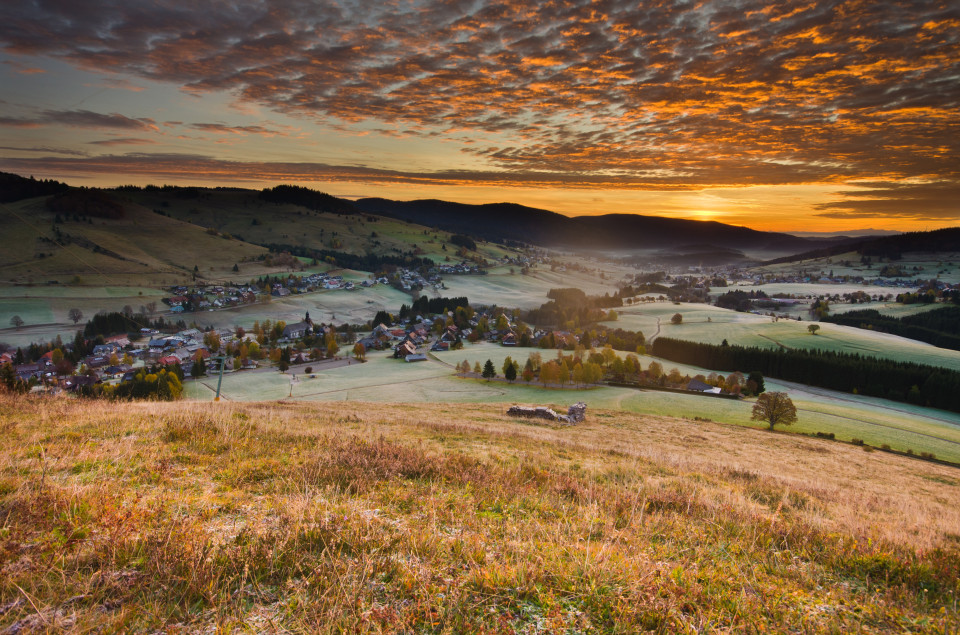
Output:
354,197,828,253
760,227,960,265
0,171,70,203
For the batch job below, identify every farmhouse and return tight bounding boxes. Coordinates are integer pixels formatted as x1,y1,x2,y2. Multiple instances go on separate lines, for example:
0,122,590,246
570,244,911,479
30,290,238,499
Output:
687,379,722,394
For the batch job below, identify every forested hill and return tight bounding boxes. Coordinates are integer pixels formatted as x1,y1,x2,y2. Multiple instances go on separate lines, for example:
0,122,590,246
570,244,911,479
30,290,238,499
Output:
761,227,960,265
354,197,831,253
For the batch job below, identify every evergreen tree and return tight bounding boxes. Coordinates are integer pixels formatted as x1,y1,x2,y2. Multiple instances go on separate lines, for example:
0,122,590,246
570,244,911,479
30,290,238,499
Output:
482,359,496,379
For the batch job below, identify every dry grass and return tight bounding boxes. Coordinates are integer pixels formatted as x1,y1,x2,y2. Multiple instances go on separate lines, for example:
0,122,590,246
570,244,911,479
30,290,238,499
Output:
1,394,958,633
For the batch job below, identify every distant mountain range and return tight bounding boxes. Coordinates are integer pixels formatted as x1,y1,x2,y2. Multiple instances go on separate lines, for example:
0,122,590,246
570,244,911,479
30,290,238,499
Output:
353,198,850,255
3,173,953,263
761,227,960,265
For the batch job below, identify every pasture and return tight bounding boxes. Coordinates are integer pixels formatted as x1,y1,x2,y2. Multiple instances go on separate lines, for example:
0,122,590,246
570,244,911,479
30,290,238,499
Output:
605,301,960,370
3,394,958,631
183,341,960,463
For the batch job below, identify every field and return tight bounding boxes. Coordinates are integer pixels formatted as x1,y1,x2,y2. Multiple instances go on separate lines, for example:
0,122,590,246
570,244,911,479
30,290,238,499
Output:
752,251,960,285
603,302,960,371
181,342,960,463
1,394,958,632
438,266,620,309
122,188,518,265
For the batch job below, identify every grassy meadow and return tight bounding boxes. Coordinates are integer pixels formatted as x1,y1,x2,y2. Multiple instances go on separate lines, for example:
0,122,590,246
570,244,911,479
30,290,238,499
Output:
182,342,960,463
752,251,960,285
603,302,960,371
1,394,958,633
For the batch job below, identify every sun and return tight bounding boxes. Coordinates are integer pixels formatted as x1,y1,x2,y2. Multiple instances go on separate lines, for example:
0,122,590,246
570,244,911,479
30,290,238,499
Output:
689,209,720,221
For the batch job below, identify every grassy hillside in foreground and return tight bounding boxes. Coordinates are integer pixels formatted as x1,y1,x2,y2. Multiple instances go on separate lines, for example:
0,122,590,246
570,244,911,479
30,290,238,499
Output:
1,396,958,632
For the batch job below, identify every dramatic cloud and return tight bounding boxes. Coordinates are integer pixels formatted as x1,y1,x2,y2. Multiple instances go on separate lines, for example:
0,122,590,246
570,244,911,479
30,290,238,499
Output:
0,109,157,131
87,137,157,146
0,0,957,222
816,181,960,221
0,152,703,188
189,123,291,136
0,145,89,156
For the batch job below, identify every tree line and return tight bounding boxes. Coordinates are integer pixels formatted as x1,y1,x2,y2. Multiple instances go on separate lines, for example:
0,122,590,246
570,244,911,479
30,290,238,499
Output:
651,337,960,413
262,243,434,272
822,306,960,351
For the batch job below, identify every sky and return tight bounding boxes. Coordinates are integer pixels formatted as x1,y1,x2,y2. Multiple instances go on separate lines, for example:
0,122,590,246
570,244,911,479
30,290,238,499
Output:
0,0,957,233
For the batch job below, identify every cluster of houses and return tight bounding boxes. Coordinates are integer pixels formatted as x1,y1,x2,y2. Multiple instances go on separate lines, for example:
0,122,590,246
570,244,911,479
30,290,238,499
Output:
2,334,143,392
164,285,261,313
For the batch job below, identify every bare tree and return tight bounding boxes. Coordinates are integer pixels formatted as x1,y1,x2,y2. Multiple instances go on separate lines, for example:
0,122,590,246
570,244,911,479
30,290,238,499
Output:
10,315,24,330
751,392,798,430
68,308,83,324
145,302,157,315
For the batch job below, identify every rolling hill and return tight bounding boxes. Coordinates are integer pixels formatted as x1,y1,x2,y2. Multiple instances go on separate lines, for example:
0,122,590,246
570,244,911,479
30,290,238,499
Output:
354,197,850,255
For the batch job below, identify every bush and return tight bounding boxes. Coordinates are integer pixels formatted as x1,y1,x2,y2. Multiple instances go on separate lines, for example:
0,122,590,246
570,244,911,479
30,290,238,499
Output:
851,438,865,446
815,431,835,440
305,366,313,374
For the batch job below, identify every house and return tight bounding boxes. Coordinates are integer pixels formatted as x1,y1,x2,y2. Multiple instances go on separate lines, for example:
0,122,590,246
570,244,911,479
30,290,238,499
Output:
291,352,311,365
105,335,130,347
394,339,418,359
405,353,428,362
430,341,450,352
272,287,291,297
282,321,312,339
159,355,181,366
501,332,517,346
687,379,722,394
62,375,99,392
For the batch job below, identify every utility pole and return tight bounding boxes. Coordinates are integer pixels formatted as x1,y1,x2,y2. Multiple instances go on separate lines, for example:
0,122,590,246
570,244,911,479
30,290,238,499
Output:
210,355,227,401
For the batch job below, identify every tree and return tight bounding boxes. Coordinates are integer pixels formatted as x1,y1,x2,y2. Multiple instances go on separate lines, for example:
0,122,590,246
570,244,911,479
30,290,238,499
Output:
10,315,24,330
502,356,518,380
807,324,820,335
751,392,798,430
352,342,366,360
671,313,683,325
325,330,339,358
473,361,482,374
482,359,496,379
747,371,765,395
557,360,570,385
68,308,83,324
191,354,207,377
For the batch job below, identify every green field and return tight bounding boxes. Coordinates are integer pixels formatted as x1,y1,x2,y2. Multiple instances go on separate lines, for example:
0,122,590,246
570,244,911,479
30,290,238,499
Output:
752,250,960,285
438,266,620,309
604,302,960,371
183,342,960,463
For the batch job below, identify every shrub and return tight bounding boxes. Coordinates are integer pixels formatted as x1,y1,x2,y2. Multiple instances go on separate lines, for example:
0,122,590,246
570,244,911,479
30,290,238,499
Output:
851,438,864,446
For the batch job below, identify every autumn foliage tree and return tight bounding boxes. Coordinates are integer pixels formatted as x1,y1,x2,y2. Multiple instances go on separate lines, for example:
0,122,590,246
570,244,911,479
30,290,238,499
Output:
751,392,798,430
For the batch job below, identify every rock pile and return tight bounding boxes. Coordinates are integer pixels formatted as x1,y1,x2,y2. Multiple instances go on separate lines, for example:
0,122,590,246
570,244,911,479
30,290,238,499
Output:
507,402,587,424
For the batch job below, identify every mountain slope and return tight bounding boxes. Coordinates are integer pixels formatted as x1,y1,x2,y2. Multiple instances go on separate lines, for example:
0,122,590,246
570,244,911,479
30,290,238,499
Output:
355,197,838,254
761,227,960,265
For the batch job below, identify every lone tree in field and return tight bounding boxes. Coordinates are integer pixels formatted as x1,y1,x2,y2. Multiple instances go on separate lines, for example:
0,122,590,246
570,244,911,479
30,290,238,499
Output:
10,315,24,330
751,392,798,430
671,312,683,325
807,324,820,335
482,359,496,379
68,308,83,324
352,342,366,360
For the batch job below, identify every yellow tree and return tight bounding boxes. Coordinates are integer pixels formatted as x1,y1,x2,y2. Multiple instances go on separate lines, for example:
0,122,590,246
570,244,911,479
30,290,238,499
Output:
751,392,798,430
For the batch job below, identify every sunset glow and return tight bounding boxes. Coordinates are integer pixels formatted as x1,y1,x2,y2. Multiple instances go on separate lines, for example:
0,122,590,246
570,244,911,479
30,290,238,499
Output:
1,0,957,232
